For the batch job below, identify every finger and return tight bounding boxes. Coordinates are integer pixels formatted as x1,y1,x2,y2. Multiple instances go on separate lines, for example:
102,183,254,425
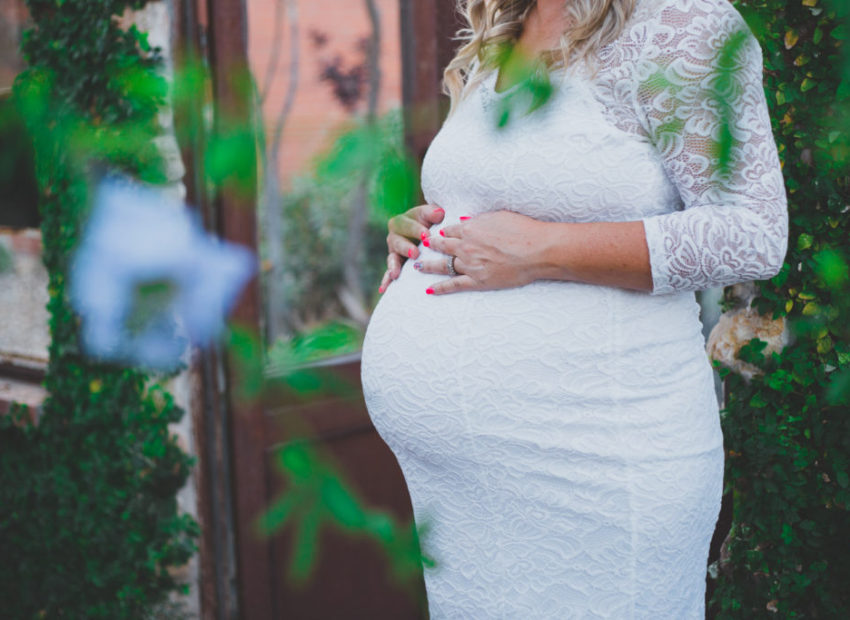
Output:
388,212,427,241
426,235,461,257
422,205,446,225
438,223,464,239
389,204,443,240
387,252,403,279
426,275,478,295
387,232,420,260
378,270,392,294
412,256,465,276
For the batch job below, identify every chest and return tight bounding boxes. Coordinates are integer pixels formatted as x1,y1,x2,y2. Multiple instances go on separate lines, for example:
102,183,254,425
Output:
420,72,680,223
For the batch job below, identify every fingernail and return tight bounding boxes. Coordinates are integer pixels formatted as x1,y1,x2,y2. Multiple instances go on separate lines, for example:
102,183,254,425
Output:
378,285,385,294
413,261,423,271
408,248,415,258
433,207,444,215
425,287,435,295
420,231,429,241
423,237,430,247
439,229,445,237
460,216,471,221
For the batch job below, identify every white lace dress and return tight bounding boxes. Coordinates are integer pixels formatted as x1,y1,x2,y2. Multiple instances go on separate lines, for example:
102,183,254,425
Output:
361,0,788,617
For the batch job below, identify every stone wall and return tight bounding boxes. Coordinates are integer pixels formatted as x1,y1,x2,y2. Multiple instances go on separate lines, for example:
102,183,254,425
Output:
126,2,200,616
707,282,789,383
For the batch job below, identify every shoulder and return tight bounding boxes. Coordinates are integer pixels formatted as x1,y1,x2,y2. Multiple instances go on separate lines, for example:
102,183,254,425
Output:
626,0,761,70
633,0,754,41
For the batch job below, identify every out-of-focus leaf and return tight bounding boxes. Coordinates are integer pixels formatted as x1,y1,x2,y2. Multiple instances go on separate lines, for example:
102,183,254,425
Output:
257,490,302,534
371,152,418,220
267,321,361,372
714,29,750,177
290,505,322,580
318,124,381,179
814,248,849,288
226,323,265,400
0,243,12,274
322,478,366,529
205,125,258,196
492,47,555,130
260,440,432,584
278,442,315,480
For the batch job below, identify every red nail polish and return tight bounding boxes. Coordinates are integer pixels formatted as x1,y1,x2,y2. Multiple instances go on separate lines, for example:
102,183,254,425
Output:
379,285,385,294
433,207,445,215
460,216,471,221
423,237,430,247
408,248,415,258
426,287,435,295
420,231,429,241
439,229,445,237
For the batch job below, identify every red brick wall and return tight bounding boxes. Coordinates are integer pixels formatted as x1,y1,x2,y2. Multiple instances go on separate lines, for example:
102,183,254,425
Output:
0,0,27,91
247,0,402,185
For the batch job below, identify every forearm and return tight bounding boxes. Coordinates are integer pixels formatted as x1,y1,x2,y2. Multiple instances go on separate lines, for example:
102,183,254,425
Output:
532,220,653,292
425,212,654,295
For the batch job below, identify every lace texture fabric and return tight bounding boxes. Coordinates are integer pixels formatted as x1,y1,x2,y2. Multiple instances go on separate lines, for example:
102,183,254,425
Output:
361,0,787,617
627,0,788,294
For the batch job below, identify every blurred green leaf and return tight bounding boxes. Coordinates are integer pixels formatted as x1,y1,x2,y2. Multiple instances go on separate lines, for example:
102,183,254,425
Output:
290,505,322,580
257,490,301,535
226,323,265,400
371,152,418,220
0,243,13,274
267,321,361,372
205,126,258,195
322,478,366,529
814,248,849,288
714,29,750,177
278,442,314,480
492,46,555,130
260,440,430,584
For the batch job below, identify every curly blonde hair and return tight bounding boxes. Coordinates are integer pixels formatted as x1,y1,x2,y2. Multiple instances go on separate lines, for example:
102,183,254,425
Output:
444,0,637,111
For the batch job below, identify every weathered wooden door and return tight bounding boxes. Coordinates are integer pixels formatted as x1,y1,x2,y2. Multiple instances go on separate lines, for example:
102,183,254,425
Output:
263,358,428,619
178,0,460,617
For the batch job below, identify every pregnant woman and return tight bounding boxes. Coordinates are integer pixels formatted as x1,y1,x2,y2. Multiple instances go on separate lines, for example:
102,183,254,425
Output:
361,0,788,616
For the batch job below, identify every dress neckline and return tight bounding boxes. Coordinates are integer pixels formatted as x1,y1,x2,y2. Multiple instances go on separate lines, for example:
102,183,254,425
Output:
491,69,523,97
485,64,574,99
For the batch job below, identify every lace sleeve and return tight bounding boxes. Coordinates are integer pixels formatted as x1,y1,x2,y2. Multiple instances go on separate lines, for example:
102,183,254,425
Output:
636,0,788,295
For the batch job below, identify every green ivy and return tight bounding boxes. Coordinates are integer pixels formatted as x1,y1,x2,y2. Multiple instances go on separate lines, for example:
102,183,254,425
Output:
713,1,850,617
0,1,197,618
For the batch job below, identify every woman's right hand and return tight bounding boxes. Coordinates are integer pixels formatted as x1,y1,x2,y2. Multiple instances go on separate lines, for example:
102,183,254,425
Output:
379,204,445,293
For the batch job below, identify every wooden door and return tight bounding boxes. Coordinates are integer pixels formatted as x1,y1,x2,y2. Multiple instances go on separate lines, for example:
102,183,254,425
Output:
264,358,428,619
183,0,461,617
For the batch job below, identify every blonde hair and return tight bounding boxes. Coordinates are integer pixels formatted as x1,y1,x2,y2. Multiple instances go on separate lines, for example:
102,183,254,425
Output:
443,0,637,112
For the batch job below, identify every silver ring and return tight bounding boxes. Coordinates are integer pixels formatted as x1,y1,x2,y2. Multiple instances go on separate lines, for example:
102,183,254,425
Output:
447,256,457,277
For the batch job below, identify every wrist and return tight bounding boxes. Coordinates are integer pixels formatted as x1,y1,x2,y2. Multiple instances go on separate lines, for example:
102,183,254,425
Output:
531,221,576,281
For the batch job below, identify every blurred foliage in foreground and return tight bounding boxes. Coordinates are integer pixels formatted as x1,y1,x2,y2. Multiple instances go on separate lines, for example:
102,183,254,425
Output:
259,441,432,587
0,1,197,618
273,110,417,335
711,1,850,617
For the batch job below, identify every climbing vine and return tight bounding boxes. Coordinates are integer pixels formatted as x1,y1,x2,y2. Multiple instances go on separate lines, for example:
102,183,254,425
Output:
0,1,197,617
713,1,850,617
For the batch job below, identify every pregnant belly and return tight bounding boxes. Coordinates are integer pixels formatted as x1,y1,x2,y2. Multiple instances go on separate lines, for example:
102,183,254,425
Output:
361,255,722,464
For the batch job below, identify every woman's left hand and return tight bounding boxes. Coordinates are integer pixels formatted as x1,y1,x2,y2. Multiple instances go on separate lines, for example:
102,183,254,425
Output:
417,210,551,295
